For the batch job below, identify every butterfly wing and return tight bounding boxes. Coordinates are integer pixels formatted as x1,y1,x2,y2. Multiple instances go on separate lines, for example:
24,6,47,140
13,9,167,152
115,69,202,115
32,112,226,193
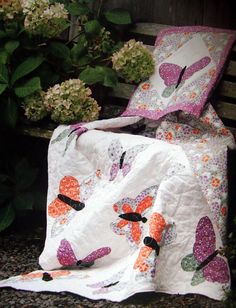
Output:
108,139,124,180
162,223,177,245
57,239,77,266
203,256,229,284
48,176,81,218
51,128,71,145
80,247,111,264
193,216,216,263
159,63,182,86
49,176,81,237
122,144,148,177
51,210,75,237
110,163,120,181
149,212,167,244
182,56,211,82
80,170,101,202
134,246,153,273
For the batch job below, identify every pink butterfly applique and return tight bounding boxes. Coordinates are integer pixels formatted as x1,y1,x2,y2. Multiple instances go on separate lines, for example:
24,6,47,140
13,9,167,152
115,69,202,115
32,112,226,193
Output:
159,56,211,97
111,186,159,248
57,239,111,267
108,139,148,181
181,216,229,286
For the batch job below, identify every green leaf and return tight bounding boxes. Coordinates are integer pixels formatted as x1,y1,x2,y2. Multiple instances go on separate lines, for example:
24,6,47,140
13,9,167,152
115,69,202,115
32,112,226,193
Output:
48,42,70,59
0,84,8,95
11,56,44,85
70,34,88,62
104,8,132,25
77,55,92,67
79,66,104,85
0,50,8,64
14,158,38,191
4,40,20,55
12,192,34,211
67,3,90,16
99,66,118,88
0,64,9,84
0,204,15,232
4,99,18,128
84,20,101,36
79,66,117,87
14,77,41,98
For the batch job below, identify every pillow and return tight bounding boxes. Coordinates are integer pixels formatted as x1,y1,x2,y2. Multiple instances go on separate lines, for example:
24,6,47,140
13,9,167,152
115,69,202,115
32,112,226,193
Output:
122,26,236,120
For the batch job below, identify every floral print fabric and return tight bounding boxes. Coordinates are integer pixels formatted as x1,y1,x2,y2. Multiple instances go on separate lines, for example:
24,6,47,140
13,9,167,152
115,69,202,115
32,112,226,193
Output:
123,26,236,120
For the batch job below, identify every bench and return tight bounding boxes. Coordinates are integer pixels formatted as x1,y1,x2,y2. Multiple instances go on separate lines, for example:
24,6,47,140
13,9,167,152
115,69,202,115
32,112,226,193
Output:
19,23,236,140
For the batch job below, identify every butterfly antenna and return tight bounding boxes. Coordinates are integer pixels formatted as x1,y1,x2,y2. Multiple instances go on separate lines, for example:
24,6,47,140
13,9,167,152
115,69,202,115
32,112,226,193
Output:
176,66,187,88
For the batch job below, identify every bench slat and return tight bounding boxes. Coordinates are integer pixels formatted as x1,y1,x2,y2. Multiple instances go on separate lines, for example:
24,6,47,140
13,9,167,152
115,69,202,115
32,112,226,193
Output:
215,101,236,121
220,81,236,99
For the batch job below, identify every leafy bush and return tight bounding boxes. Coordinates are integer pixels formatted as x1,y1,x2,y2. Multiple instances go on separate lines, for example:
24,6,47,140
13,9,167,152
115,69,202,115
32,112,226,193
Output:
0,0,133,127
0,157,39,232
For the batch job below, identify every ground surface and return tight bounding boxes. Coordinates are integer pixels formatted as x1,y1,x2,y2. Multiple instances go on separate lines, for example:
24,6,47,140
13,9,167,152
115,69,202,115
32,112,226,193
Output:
0,213,234,308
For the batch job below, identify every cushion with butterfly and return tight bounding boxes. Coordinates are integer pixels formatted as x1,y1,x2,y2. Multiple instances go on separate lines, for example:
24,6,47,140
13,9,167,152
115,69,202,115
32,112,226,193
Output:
122,26,236,120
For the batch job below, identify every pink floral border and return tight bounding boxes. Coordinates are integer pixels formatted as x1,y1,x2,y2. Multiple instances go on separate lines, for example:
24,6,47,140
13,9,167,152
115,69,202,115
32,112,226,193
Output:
122,26,236,120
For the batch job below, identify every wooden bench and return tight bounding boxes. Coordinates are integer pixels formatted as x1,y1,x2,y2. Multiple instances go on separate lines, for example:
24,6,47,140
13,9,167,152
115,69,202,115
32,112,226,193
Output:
19,23,236,139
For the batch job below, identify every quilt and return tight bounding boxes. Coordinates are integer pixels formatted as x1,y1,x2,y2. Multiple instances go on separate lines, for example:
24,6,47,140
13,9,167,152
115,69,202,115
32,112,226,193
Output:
0,104,235,302
0,25,236,302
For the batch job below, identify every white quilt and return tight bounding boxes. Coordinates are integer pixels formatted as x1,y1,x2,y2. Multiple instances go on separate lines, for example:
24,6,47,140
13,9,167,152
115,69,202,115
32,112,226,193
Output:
0,104,235,302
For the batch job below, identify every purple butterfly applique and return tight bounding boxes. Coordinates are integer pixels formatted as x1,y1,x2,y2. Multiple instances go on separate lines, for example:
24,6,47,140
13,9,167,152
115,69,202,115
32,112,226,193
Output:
108,139,148,181
87,270,126,294
181,216,229,286
159,56,211,97
57,239,111,267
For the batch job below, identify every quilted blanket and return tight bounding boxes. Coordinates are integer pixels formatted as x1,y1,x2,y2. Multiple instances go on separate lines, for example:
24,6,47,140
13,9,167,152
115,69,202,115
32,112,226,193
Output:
0,103,235,302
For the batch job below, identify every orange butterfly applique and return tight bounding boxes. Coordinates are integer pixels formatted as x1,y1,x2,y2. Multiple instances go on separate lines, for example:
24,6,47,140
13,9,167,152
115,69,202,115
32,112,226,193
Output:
134,212,167,278
48,171,101,237
111,186,159,248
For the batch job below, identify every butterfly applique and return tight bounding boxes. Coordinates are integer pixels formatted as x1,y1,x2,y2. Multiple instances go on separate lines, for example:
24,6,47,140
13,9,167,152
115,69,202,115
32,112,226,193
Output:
159,56,211,97
49,171,101,237
51,124,88,155
108,139,149,181
19,270,71,282
57,239,111,268
134,212,174,279
111,186,159,248
181,216,229,286
87,270,126,295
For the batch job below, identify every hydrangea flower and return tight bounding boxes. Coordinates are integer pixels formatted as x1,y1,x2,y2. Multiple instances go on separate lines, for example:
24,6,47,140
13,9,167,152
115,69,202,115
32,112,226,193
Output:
112,39,155,83
43,79,101,124
23,90,48,122
0,0,22,19
22,0,69,38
